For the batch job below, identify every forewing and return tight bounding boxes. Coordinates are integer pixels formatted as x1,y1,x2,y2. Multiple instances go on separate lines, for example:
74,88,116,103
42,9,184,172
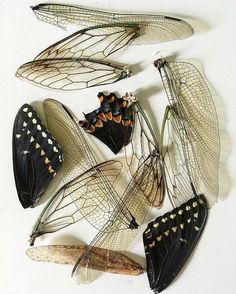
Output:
143,195,208,293
31,4,193,44
13,104,63,208
16,58,129,91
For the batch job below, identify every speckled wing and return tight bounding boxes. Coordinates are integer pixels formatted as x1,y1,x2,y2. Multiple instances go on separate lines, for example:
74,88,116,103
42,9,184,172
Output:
143,195,208,293
79,92,134,154
12,104,63,208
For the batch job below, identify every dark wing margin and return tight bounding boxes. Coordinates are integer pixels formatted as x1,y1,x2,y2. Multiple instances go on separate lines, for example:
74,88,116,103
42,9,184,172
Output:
143,195,208,293
12,104,63,208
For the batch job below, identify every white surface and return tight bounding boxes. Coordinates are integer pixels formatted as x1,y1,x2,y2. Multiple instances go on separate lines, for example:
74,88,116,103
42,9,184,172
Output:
1,0,236,293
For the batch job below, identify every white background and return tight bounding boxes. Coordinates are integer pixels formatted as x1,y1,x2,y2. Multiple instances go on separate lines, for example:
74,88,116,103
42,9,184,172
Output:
1,0,236,293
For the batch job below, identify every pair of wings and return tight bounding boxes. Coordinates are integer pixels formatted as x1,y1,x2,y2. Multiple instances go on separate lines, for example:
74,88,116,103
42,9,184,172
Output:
16,4,194,91
155,59,220,207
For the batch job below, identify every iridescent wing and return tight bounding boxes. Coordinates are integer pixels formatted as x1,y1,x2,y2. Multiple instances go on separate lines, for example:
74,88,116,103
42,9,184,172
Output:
16,24,136,91
31,4,194,44
79,92,135,154
143,195,208,293
12,104,63,208
30,99,137,245
155,59,220,207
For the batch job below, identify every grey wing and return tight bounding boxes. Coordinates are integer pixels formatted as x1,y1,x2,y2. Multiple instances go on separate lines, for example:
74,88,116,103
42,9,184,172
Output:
158,61,220,206
16,58,129,91
31,4,193,44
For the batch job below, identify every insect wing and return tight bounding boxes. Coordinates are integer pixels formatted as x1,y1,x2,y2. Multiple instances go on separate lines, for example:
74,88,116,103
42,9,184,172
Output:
16,58,130,91
79,92,134,154
143,195,208,293
31,4,194,44
156,59,220,206
13,104,63,208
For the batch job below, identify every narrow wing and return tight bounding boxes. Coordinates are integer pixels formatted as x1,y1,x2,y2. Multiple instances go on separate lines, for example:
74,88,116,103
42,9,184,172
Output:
143,195,208,293
79,92,135,154
31,4,194,44
12,104,63,208
16,58,130,91
34,24,139,60
155,59,220,207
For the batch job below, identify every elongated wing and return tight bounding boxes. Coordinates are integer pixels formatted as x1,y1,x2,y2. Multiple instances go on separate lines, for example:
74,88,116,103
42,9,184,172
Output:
30,160,130,245
31,4,194,44
79,92,134,154
71,170,150,283
155,59,220,207
12,104,63,208
124,99,165,208
16,58,130,91
143,195,208,293
34,24,138,60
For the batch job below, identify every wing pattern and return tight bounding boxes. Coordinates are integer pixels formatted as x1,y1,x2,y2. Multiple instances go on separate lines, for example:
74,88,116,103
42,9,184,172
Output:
13,104,63,208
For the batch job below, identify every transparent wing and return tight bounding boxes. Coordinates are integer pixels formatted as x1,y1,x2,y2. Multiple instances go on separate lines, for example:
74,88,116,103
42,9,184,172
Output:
31,4,194,44
34,24,139,60
71,168,151,284
16,58,130,91
124,98,165,208
155,59,220,206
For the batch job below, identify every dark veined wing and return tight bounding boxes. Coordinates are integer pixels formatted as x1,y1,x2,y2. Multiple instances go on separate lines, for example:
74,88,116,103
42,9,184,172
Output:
31,4,194,44
30,99,137,245
124,94,165,208
12,104,63,208
34,24,139,60
143,195,208,293
16,58,130,91
79,92,135,154
155,59,220,207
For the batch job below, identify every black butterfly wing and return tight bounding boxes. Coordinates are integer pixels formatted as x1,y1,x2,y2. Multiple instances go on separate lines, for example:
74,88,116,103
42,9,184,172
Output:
143,195,208,293
79,92,134,154
12,104,63,208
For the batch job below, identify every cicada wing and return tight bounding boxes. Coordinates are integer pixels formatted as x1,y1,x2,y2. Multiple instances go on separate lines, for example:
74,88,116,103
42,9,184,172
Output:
124,101,165,208
16,58,129,91
79,92,134,154
156,59,220,206
34,24,138,61
31,4,193,44
143,195,208,293
12,104,63,208
30,160,124,241
72,174,149,284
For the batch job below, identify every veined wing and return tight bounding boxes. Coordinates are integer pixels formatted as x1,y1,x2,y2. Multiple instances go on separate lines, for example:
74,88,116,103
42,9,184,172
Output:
16,58,130,91
34,24,139,60
31,4,194,44
30,99,136,245
71,163,153,284
124,95,165,208
155,59,220,206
